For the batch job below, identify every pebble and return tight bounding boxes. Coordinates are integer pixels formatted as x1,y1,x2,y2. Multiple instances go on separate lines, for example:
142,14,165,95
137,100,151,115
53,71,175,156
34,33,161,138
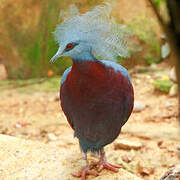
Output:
47,133,57,141
161,42,171,59
176,145,180,151
114,139,142,150
161,33,166,39
133,101,146,112
169,67,177,82
150,63,157,69
15,123,22,128
169,84,178,96
165,101,173,108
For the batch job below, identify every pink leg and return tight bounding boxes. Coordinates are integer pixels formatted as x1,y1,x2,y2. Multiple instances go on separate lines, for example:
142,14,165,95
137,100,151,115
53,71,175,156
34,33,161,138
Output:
92,149,121,172
72,153,98,180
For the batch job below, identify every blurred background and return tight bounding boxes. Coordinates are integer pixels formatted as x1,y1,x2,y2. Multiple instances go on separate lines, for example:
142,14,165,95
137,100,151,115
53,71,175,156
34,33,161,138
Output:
0,0,179,179
0,0,174,78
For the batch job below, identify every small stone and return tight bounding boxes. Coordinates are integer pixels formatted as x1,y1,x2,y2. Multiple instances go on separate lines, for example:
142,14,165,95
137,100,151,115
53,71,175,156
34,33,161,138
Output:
169,84,178,96
161,33,166,39
15,123,22,128
47,133,57,141
177,145,180,151
114,139,142,150
133,101,146,112
165,101,173,108
169,67,177,82
161,42,171,59
150,63,157,69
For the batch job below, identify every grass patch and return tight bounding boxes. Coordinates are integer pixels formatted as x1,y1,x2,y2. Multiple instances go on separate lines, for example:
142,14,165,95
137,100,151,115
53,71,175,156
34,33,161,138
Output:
128,14,161,65
144,53,161,65
128,15,157,43
153,79,173,93
0,77,61,93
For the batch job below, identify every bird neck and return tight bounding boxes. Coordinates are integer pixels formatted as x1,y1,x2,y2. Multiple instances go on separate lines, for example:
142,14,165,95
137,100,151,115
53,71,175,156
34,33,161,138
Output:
71,58,101,76
72,51,97,62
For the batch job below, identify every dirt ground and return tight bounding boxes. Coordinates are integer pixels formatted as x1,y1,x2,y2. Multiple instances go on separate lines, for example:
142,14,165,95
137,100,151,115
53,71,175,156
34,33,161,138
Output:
0,62,179,180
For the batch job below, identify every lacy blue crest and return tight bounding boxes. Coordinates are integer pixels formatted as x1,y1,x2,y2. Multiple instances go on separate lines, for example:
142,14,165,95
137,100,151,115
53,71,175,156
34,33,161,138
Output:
53,3,133,61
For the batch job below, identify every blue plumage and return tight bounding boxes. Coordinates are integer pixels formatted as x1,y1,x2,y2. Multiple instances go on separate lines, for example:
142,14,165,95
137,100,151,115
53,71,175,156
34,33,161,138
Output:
61,60,131,86
61,67,72,85
101,60,131,81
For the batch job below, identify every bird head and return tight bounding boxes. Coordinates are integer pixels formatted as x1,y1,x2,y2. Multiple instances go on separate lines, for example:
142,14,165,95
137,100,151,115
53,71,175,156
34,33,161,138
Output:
50,40,94,63
50,3,133,64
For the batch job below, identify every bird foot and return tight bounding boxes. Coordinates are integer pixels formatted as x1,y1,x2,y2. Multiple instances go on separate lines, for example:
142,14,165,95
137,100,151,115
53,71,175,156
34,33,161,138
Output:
98,161,121,172
72,166,98,180
91,160,121,172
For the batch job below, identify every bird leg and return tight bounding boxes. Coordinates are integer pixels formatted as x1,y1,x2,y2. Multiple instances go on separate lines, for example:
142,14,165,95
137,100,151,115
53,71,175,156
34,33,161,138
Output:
91,149,121,172
72,152,98,180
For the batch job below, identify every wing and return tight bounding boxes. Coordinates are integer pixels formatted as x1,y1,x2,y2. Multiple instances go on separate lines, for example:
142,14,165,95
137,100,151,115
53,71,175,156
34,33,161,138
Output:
100,60,131,81
61,66,72,85
60,66,75,129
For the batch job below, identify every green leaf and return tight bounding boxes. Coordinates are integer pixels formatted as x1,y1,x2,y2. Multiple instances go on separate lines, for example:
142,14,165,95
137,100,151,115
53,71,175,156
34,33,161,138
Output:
153,79,173,93
155,0,166,7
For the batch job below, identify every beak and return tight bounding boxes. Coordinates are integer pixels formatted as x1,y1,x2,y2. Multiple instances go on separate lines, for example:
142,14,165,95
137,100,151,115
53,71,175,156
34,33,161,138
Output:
50,47,64,64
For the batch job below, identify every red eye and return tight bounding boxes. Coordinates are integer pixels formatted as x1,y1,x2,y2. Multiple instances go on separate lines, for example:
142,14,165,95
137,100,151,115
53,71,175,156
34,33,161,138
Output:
67,43,73,49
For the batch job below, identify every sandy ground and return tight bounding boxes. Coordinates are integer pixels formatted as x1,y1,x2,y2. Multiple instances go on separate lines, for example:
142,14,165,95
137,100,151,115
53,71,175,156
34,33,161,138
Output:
0,63,179,180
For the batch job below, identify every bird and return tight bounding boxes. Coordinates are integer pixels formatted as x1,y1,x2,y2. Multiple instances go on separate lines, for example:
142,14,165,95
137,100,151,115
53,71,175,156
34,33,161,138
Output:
50,3,134,180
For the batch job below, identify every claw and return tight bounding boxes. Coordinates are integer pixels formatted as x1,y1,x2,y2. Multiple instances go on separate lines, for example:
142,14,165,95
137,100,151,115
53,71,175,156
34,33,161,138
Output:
90,148,121,173
72,166,98,180
98,161,121,172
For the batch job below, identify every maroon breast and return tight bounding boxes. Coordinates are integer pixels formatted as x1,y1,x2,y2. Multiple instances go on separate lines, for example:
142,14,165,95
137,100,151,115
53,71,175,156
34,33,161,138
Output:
60,60,134,144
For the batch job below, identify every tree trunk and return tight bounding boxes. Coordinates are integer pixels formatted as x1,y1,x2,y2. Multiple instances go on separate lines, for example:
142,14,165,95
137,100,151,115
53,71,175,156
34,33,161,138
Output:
148,0,180,121
166,0,180,122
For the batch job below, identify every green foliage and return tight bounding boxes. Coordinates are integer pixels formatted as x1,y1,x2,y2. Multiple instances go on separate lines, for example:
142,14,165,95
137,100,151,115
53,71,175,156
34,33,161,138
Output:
155,0,166,7
117,56,124,65
128,16,156,43
0,1,163,78
2,0,72,79
0,77,60,93
21,0,65,78
1,1,107,79
153,79,173,93
144,53,161,65
128,15,161,65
